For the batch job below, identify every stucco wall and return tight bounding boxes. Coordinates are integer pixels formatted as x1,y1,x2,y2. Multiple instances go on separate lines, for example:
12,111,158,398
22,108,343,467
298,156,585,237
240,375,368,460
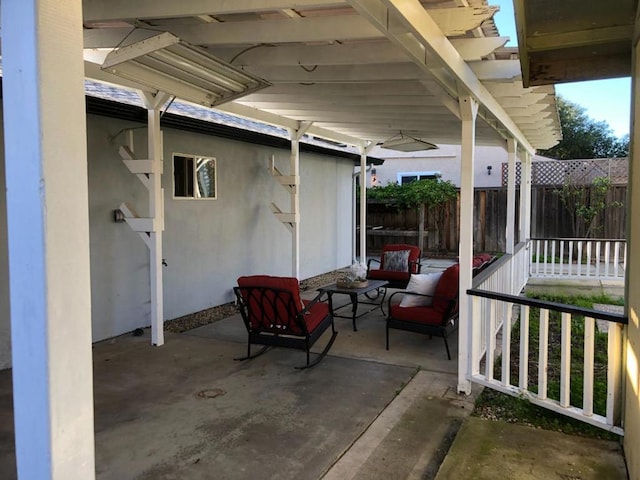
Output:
87,114,354,341
369,144,514,188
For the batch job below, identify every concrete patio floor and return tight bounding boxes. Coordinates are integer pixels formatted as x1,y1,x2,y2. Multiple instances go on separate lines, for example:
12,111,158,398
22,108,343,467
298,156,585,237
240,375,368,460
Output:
0,273,629,479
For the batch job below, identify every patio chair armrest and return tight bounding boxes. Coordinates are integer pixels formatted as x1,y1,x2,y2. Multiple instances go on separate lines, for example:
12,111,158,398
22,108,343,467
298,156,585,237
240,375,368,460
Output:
300,290,329,313
367,258,381,270
409,258,422,273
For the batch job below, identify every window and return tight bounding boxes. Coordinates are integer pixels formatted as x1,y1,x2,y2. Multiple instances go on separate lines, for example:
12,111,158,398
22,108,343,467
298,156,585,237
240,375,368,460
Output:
173,154,217,199
397,171,441,185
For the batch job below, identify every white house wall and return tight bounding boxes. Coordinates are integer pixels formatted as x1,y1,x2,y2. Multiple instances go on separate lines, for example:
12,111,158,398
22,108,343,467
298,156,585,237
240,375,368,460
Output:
371,144,509,188
0,109,354,368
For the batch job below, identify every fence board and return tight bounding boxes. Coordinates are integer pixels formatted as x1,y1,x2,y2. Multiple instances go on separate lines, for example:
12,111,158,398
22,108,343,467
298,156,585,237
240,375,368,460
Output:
360,185,627,255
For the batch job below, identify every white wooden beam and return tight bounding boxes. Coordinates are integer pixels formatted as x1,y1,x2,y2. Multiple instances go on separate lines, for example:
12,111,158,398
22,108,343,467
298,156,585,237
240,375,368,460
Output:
84,6,500,49
139,91,171,347
347,0,535,154
4,0,96,478
457,95,478,395
217,101,367,147
467,60,522,81
358,146,368,265
450,37,509,61
83,0,342,22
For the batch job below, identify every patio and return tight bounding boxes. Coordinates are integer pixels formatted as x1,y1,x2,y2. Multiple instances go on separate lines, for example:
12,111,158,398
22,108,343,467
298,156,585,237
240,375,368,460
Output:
0,278,471,480
1,271,629,479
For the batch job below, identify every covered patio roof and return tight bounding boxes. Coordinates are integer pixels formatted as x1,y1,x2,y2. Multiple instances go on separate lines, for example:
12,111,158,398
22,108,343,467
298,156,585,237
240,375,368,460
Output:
82,0,562,152
514,0,636,87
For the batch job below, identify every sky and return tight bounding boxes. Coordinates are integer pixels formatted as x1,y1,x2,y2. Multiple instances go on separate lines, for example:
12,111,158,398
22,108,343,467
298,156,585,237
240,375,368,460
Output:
492,0,631,138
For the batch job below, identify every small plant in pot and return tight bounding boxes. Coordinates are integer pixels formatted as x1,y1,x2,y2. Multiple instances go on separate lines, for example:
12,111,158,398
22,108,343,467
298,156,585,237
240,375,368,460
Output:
337,263,368,288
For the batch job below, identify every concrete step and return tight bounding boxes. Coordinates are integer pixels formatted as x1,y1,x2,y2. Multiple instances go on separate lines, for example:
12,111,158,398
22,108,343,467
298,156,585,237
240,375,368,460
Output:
321,370,477,480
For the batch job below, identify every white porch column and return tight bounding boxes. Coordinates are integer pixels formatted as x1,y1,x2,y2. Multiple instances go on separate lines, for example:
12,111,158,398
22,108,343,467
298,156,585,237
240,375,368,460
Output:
290,136,301,278
522,151,532,241
457,95,478,395
519,151,532,241
3,0,95,478
505,138,518,254
623,25,640,478
140,92,170,346
358,146,368,265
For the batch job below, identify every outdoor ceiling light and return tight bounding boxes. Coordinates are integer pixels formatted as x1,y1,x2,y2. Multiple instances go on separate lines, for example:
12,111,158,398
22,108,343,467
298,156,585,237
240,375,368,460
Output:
379,135,439,152
101,32,271,108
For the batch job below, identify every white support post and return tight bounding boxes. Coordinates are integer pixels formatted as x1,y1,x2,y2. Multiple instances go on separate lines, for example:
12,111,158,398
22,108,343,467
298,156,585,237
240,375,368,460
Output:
518,154,528,242
140,92,170,346
3,0,96,478
290,134,301,278
457,95,478,395
505,138,517,254
522,151,532,241
358,146,368,265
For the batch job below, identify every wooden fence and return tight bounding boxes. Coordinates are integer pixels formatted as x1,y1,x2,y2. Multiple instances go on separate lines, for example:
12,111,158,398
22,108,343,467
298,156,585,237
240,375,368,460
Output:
361,185,626,256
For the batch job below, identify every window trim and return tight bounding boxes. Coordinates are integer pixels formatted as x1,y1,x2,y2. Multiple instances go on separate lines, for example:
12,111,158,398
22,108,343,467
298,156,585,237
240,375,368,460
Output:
396,170,441,184
172,152,218,200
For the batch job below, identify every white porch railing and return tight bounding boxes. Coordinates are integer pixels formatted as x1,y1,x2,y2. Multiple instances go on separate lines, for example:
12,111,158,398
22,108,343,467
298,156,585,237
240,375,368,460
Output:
530,238,626,280
466,286,626,435
471,242,530,358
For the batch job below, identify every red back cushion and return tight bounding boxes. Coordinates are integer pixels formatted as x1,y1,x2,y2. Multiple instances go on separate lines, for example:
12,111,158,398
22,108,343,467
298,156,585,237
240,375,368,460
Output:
237,275,304,334
381,244,421,273
432,264,459,313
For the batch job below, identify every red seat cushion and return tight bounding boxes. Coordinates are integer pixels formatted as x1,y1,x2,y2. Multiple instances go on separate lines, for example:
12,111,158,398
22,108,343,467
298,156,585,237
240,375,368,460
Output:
302,300,331,333
368,269,411,282
473,253,495,268
389,303,444,325
432,264,459,313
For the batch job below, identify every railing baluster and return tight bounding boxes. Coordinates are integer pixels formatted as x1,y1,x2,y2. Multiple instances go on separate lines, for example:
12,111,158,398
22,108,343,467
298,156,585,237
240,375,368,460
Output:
536,240,541,275
485,299,496,381
470,296,481,377
538,308,549,400
559,240,565,276
607,323,622,426
551,240,556,275
577,242,583,277
502,301,512,387
583,317,595,416
560,312,571,408
604,241,611,278
544,240,549,276
519,305,529,390
568,240,574,277
595,242,601,278
586,241,592,277
614,242,620,278
623,242,627,277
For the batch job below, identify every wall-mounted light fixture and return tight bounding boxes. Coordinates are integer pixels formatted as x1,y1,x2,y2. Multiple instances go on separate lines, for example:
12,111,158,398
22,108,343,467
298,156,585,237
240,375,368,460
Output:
487,165,493,175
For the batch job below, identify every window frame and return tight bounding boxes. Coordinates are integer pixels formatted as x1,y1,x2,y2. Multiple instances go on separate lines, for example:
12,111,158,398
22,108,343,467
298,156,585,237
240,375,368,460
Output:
396,170,441,185
172,152,218,200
